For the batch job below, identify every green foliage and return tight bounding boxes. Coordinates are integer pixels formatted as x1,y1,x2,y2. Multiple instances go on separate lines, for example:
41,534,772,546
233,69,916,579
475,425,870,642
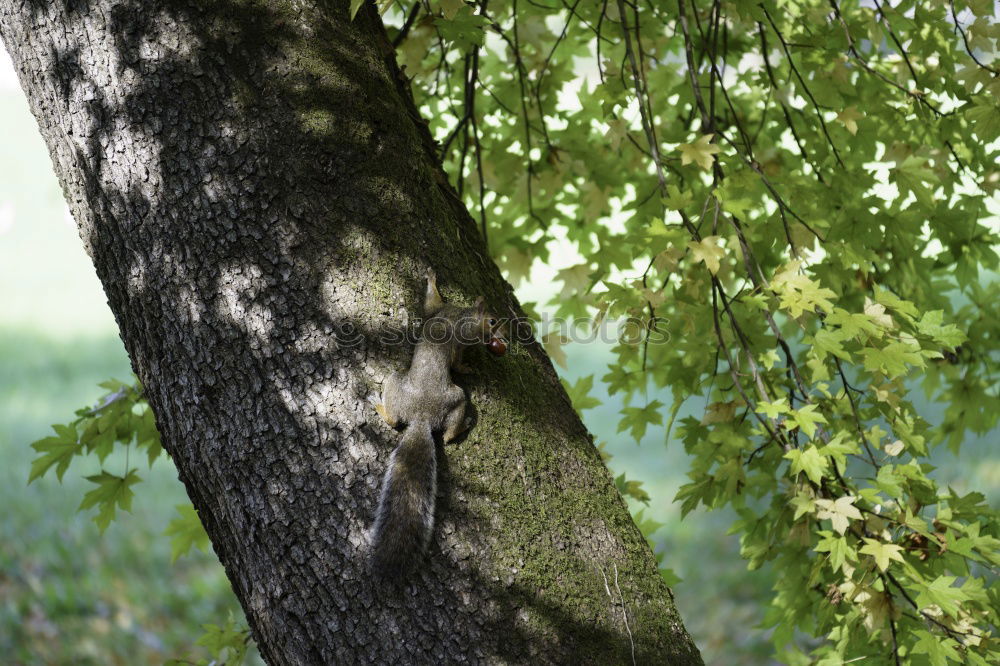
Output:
31,380,159,468
78,469,142,533
391,0,1000,662
27,378,247,661
0,330,248,663
28,379,161,529
194,613,250,664
166,612,251,666
560,373,602,412
165,504,212,563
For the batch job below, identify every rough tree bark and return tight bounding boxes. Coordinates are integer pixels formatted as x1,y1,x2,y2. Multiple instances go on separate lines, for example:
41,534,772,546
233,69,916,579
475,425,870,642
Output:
1,1,702,663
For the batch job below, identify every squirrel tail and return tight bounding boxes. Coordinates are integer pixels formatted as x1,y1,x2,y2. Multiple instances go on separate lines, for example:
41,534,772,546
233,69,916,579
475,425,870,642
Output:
371,419,436,577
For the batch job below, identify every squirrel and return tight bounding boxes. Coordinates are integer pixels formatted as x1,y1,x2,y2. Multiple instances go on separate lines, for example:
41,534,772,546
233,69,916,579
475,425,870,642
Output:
371,269,506,577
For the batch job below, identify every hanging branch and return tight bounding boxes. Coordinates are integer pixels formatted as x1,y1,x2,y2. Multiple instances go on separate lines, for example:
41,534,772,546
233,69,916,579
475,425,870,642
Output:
391,1,422,48
761,6,846,169
949,0,1000,76
756,23,827,184
619,0,803,453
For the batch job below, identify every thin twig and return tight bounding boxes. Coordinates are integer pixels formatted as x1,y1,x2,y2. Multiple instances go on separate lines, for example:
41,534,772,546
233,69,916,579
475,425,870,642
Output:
949,0,999,76
391,2,422,48
762,6,845,168
756,23,826,184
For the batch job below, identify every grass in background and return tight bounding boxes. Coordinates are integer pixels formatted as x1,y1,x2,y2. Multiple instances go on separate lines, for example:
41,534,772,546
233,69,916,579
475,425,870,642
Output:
0,330,247,664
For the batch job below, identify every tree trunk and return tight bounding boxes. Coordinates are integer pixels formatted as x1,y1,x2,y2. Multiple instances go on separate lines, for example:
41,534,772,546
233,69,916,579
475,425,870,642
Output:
1,1,702,663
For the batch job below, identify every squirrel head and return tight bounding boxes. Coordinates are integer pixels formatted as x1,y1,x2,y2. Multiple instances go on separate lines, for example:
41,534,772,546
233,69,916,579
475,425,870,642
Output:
445,297,506,356
474,297,508,357
468,297,497,342
421,270,507,356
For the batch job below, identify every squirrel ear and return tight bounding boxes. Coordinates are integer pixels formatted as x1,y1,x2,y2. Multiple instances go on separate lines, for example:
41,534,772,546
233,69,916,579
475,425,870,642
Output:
424,269,444,314
474,296,485,315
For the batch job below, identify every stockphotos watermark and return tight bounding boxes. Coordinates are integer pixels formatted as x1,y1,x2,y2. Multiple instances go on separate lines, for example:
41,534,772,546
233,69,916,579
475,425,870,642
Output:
328,313,671,348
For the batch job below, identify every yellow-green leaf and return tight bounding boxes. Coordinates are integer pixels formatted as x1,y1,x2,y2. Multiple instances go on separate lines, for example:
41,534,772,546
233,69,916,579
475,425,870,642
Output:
678,134,721,170
687,236,724,274
815,496,862,535
860,538,905,572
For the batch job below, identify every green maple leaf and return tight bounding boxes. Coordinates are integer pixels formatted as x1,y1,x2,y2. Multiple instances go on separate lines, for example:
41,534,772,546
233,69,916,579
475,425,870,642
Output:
772,269,837,317
498,246,533,287
797,280,837,315
915,576,965,617
815,496,862,535
875,464,905,498
602,364,635,397
713,186,753,217
968,0,992,14
554,263,593,300
784,445,828,485
965,100,1000,142
78,469,142,533
722,196,752,218
789,491,816,520
860,340,924,378
659,566,682,586
893,156,936,209
916,310,967,348
617,400,664,442
28,423,81,483
809,328,852,361
615,473,651,505
819,432,859,468
164,504,210,562
912,630,962,666
785,404,828,439
759,349,780,370
756,398,789,420
633,509,665,539
196,613,249,664
439,0,468,20
873,286,918,319
661,184,693,210
826,308,882,339
816,532,855,572
434,11,489,49
562,375,602,413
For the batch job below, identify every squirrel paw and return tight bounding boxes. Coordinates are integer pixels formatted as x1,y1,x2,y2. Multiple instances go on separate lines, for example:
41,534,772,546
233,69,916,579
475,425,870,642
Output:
374,401,398,428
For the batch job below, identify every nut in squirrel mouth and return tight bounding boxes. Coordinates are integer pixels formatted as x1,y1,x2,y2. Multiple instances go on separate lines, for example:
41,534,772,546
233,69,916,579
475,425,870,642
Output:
486,334,507,357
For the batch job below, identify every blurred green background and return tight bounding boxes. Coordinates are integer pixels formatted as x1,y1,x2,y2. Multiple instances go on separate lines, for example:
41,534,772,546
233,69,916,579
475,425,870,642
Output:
1,43,996,665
